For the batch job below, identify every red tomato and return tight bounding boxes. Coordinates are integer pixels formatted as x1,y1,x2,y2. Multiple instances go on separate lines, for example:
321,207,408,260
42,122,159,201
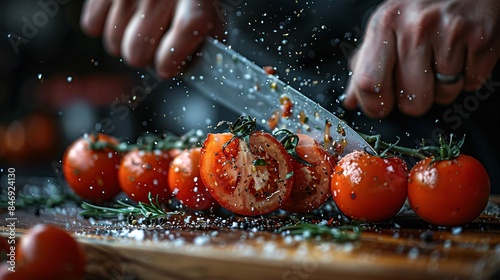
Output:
331,151,408,222
16,224,85,280
63,133,121,203
0,237,9,260
168,148,218,210
281,134,335,213
119,149,173,203
408,155,490,226
0,263,38,280
200,131,294,216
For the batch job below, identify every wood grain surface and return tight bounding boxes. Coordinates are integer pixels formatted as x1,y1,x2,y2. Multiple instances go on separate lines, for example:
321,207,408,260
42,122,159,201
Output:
2,197,500,280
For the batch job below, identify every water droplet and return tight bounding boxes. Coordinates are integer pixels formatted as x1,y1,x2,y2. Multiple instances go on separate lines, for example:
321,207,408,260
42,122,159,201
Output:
37,73,43,80
153,179,159,186
66,76,73,83
451,227,462,235
350,191,356,200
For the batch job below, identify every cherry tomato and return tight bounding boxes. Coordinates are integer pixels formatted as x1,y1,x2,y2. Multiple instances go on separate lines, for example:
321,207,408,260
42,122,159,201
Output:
0,237,9,261
16,224,85,280
408,155,490,226
0,263,38,280
119,149,173,203
168,148,218,210
63,133,121,203
331,151,408,222
200,131,294,216
281,134,335,213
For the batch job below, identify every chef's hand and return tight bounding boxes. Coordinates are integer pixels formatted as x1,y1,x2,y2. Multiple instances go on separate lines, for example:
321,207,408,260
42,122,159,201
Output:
80,0,224,78
344,0,500,118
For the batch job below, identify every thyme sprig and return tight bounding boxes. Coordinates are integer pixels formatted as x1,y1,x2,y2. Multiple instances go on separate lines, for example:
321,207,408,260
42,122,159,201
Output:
279,220,363,242
0,179,79,209
359,132,465,162
80,193,181,219
87,129,204,153
217,116,257,156
273,129,312,166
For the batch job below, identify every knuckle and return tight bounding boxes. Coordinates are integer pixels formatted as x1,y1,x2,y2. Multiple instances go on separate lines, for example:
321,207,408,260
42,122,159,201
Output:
398,100,431,117
371,5,400,31
122,40,153,67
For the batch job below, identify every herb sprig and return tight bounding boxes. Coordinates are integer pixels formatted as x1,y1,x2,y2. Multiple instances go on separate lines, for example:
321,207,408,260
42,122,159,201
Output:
80,193,181,219
0,179,79,209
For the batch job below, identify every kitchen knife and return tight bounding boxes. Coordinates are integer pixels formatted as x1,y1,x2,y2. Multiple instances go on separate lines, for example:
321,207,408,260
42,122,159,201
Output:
183,37,374,157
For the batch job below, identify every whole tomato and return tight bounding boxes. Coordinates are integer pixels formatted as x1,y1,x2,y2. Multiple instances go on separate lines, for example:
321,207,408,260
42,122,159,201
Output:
63,133,122,203
119,149,173,203
331,151,408,222
408,155,490,226
0,263,38,280
16,224,85,280
168,148,218,210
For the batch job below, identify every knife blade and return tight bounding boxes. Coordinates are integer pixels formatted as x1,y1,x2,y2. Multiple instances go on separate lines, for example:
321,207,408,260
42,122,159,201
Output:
183,37,374,157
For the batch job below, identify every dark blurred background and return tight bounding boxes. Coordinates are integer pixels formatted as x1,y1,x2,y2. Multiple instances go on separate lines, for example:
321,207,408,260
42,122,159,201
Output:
1,0,499,193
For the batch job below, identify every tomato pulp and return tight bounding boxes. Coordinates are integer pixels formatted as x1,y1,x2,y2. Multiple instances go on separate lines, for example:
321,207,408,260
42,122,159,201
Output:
200,132,294,216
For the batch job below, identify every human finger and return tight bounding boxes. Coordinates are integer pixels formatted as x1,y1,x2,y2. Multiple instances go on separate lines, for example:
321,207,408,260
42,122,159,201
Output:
463,29,500,91
80,0,112,37
155,0,220,78
394,42,434,116
121,0,176,68
344,7,398,118
431,17,467,105
102,0,137,57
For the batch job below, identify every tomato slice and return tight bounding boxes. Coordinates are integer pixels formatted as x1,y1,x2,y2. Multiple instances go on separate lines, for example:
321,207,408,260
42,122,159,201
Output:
281,134,335,213
200,131,293,216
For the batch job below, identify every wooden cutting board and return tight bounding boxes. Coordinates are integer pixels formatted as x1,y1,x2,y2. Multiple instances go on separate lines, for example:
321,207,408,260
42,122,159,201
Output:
2,197,500,280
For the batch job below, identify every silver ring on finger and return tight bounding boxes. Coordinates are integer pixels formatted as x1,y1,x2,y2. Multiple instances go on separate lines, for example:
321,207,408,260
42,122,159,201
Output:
435,72,462,85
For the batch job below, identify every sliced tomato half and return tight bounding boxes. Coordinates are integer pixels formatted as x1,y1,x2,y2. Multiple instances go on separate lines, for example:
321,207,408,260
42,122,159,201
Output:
281,134,335,213
200,131,293,216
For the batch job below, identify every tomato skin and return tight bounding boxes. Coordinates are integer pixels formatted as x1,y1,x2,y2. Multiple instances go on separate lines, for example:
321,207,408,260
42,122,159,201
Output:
0,263,39,280
281,134,335,213
63,133,121,203
331,151,408,222
200,131,294,216
119,149,173,203
168,148,218,210
408,155,490,226
16,224,85,280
